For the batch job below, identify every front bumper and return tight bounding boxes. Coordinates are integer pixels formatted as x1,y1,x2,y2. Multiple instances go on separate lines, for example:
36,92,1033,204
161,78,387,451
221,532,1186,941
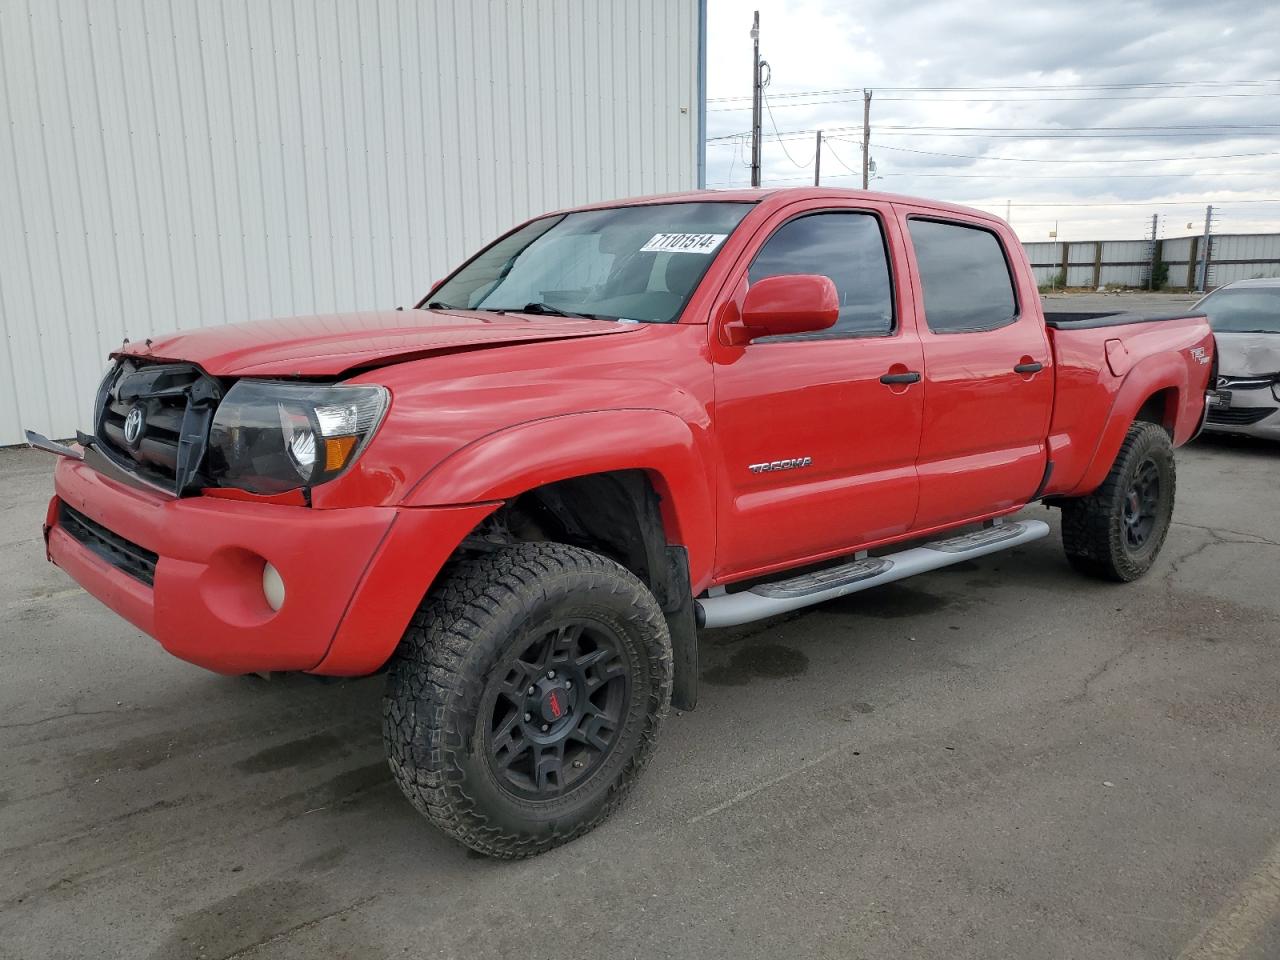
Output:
1202,393,1280,441
48,456,496,675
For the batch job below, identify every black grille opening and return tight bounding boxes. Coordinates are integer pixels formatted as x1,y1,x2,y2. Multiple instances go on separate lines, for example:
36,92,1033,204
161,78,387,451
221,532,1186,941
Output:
58,502,158,586
1207,406,1275,426
95,360,222,494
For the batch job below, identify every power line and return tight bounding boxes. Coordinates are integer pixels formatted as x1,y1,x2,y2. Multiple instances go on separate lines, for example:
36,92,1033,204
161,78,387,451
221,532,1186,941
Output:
710,169,1274,185
723,132,745,186
876,131,1280,139
707,123,1280,142
866,143,1280,164
699,179,1280,209
762,94,815,168
709,92,1280,111
707,79,1280,102
878,123,1280,132
822,137,861,176
874,171,1276,180
710,131,1280,145
996,199,1280,208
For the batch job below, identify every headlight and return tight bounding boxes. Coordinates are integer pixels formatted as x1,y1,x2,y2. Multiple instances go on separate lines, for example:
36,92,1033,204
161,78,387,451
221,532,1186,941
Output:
1272,379,1280,403
207,381,389,493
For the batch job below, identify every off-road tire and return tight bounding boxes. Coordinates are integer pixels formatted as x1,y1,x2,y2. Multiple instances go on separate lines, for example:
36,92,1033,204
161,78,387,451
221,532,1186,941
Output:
1060,421,1176,582
382,542,672,859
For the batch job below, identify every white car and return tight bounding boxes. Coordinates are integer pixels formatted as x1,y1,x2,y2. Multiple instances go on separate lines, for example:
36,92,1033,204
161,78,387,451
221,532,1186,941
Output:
1197,278,1280,442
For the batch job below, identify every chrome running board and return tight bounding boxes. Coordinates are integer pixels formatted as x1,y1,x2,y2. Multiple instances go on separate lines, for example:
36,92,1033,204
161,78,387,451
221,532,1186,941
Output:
696,519,1050,628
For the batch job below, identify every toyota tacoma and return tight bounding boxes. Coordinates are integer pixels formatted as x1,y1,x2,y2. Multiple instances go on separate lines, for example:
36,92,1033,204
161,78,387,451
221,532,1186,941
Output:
29,188,1215,858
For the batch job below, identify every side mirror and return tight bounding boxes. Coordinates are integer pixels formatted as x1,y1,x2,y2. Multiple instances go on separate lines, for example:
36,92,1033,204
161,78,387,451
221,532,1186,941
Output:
732,274,839,343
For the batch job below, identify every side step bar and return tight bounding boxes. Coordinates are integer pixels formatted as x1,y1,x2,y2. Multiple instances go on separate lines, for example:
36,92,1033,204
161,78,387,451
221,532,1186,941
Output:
696,519,1050,628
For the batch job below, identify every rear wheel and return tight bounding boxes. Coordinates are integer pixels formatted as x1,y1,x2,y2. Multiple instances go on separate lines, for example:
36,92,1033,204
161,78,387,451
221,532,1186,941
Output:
1060,421,1176,582
382,542,672,859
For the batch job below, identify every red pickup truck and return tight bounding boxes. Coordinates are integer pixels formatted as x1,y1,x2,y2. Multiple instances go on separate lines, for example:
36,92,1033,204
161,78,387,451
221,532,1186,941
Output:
32,188,1214,858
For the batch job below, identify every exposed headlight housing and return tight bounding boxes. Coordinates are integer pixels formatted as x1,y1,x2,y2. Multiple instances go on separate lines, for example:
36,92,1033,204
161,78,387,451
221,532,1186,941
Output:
207,381,389,493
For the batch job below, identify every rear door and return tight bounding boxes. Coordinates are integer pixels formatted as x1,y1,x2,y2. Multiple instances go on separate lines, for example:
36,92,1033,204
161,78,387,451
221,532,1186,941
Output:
710,198,925,580
899,211,1054,529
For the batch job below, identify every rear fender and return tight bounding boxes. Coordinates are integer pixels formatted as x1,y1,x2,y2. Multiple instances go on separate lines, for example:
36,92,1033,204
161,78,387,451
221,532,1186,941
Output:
401,409,717,588
1068,352,1189,497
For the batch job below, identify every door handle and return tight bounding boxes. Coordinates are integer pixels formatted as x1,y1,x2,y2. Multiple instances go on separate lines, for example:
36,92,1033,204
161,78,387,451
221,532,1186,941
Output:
879,371,922,385
1013,361,1044,374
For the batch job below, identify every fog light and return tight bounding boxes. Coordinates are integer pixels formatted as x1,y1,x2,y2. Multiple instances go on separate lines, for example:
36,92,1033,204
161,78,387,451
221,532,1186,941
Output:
262,562,286,612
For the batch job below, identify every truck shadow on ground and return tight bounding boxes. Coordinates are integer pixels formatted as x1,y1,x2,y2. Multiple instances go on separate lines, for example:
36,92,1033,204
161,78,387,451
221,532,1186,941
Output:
695,533,1095,697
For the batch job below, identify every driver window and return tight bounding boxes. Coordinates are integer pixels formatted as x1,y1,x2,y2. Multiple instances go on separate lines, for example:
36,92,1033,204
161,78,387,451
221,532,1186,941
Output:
748,211,895,339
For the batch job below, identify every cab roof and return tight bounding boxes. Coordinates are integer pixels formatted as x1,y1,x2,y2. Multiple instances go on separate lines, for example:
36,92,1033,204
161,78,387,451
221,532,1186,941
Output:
552,186,1007,226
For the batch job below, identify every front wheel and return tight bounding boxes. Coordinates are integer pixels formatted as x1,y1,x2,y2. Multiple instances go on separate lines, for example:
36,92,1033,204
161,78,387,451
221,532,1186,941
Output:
382,542,672,859
1060,421,1176,582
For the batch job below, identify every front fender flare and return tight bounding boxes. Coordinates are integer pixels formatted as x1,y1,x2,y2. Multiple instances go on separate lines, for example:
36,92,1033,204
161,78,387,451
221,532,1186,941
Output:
401,408,717,587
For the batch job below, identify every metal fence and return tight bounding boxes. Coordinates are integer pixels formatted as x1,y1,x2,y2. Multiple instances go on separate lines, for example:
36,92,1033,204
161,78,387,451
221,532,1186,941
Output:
1023,233,1280,291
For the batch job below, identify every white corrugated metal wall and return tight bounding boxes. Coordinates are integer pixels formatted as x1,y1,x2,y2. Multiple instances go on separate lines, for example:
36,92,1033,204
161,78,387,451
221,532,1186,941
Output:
1065,242,1095,288
1207,234,1280,285
0,0,702,445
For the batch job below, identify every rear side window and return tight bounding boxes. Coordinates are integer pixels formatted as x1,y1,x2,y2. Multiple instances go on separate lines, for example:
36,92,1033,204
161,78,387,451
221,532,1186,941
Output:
908,219,1017,333
748,212,894,338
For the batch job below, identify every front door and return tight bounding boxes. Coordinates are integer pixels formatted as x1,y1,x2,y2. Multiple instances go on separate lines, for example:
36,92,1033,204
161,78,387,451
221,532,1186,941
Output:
711,201,925,581
900,213,1054,529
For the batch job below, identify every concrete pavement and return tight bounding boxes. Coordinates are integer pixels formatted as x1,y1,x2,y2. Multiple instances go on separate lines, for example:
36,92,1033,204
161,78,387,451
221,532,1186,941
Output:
1,430,1278,960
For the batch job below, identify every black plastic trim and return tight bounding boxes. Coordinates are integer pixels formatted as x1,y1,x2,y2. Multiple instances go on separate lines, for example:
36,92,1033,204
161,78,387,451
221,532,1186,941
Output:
57,502,158,586
664,546,699,712
1207,406,1275,426
880,371,922,385
1044,311,1205,330
1032,460,1055,500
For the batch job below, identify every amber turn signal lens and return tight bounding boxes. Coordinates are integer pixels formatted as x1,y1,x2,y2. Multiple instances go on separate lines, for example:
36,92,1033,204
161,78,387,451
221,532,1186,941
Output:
323,435,358,471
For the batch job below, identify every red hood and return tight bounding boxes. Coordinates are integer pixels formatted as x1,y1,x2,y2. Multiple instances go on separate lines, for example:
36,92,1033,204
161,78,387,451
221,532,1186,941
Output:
115,309,639,377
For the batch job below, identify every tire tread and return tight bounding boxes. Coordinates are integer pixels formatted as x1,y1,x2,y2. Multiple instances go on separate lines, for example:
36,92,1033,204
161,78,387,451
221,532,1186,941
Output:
382,542,671,859
1060,421,1176,582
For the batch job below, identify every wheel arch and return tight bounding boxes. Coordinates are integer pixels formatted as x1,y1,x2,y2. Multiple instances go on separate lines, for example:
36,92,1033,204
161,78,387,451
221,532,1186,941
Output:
400,410,712,709
401,409,716,580
1134,385,1179,435
468,469,701,711
1067,354,1189,497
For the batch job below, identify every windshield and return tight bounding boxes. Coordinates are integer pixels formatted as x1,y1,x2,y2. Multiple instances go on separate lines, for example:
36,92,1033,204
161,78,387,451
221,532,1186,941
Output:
1197,287,1280,334
426,202,753,323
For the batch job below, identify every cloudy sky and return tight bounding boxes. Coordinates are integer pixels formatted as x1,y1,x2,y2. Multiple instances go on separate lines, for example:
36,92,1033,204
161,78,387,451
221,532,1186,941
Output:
704,0,1280,241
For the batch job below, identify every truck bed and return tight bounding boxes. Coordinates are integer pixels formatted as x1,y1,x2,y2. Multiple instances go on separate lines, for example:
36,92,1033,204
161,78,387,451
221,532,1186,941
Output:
1041,311,1214,499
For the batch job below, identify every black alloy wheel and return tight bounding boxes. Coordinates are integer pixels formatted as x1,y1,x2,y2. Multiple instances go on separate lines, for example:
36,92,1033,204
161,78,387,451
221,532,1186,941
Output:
483,619,629,800
1122,458,1161,551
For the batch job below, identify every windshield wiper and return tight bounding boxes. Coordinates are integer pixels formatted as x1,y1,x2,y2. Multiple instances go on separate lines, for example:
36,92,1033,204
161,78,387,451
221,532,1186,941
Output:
491,302,603,320
423,300,454,310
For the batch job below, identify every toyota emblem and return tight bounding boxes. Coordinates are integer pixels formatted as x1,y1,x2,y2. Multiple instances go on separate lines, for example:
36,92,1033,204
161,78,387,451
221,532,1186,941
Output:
123,407,145,447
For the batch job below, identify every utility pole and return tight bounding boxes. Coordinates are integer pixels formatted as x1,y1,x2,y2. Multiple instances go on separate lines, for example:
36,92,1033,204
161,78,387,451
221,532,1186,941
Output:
861,89,872,189
750,11,762,187
1146,213,1159,290
1196,204,1214,292
814,130,822,186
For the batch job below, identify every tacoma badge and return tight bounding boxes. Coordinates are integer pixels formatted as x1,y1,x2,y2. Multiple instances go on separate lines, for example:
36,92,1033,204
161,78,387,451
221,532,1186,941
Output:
749,456,813,474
